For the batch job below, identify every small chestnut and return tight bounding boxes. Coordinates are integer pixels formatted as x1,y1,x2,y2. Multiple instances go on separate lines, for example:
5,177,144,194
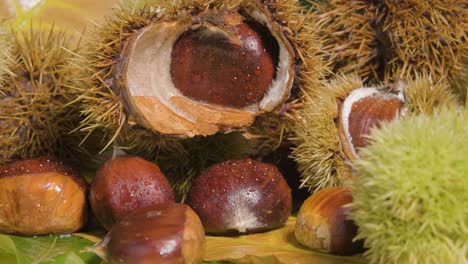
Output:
187,158,292,234
101,203,205,264
90,156,174,230
294,187,364,255
0,157,87,236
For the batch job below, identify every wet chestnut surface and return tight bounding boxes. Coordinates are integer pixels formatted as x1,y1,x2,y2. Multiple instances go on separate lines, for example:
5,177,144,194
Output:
188,158,292,234
0,156,86,188
90,156,174,230
348,96,402,149
0,157,87,236
171,19,279,108
105,203,204,264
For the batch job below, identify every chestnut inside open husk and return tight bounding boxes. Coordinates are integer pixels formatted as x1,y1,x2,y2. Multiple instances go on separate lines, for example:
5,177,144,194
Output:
0,157,87,236
188,158,292,235
113,5,295,137
101,203,205,264
90,155,175,230
338,87,403,160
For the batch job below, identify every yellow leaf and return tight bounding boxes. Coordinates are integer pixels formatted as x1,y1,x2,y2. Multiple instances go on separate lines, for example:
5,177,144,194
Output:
205,218,366,264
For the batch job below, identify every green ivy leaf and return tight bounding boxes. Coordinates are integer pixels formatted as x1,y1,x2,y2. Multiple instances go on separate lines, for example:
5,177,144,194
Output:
0,234,103,264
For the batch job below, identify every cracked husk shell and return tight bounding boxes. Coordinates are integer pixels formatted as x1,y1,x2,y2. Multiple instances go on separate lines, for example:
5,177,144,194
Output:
116,8,294,137
75,0,316,140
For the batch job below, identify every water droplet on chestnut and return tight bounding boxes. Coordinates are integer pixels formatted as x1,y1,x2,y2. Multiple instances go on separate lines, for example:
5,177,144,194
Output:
90,156,174,230
0,157,87,236
188,158,292,235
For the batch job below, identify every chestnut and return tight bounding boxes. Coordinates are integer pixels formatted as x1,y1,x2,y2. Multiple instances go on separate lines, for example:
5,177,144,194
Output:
102,203,205,264
90,156,175,230
187,158,292,234
294,187,364,255
0,157,87,236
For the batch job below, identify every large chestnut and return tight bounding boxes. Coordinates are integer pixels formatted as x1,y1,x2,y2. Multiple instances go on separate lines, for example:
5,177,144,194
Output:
90,156,174,230
187,158,292,234
0,157,87,236
294,187,364,255
102,203,205,264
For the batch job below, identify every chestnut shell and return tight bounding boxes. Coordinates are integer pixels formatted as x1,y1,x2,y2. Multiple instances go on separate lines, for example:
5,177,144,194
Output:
188,158,292,234
90,156,174,230
295,187,364,255
104,203,205,264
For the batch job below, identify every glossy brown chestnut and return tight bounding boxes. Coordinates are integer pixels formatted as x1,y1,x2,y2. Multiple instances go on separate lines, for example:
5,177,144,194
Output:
187,158,292,235
0,157,87,236
171,14,278,108
338,88,403,160
294,187,364,255
90,156,174,230
103,203,205,264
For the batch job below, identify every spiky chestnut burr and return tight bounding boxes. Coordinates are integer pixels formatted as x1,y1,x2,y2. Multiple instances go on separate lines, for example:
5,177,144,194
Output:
290,74,457,191
0,26,11,81
98,203,206,264
73,0,324,154
349,108,468,264
312,0,385,82
381,0,467,83
187,158,292,235
0,27,81,166
0,157,87,236
295,187,364,255
90,155,175,230
312,0,467,86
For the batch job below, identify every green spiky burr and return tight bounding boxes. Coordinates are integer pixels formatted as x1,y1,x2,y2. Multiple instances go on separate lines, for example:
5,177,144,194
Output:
350,108,468,264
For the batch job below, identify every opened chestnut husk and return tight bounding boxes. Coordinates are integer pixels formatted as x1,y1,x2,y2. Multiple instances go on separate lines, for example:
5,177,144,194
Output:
291,74,457,190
